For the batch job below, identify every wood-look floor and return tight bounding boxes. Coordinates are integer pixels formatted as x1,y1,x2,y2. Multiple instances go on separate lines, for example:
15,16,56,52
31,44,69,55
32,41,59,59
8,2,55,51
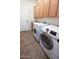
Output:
20,31,48,59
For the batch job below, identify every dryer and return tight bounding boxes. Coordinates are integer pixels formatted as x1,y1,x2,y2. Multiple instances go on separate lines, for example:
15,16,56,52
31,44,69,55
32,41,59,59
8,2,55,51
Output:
39,25,59,59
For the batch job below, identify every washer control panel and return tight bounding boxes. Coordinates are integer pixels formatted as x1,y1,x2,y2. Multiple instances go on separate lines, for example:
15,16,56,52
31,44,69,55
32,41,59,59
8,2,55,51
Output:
50,31,57,36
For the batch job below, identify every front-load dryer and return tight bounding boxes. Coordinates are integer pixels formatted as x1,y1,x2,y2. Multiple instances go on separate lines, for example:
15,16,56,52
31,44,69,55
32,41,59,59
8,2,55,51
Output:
39,25,59,59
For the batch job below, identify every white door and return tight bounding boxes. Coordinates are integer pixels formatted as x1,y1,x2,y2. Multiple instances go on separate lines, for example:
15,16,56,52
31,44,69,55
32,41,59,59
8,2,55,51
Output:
20,15,31,31
20,0,32,31
26,19,31,30
20,0,35,31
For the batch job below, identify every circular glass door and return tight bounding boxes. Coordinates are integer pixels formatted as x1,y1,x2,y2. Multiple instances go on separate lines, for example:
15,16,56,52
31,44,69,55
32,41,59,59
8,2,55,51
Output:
40,32,53,50
34,28,36,34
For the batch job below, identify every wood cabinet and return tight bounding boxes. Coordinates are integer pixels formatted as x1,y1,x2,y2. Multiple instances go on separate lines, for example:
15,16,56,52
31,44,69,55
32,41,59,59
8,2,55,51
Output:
36,4,40,18
36,0,41,4
49,0,58,17
34,0,59,19
39,1,44,18
34,0,43,19
34,5,39,19
43,0,49,17
34,5,37,18
57,6,59,16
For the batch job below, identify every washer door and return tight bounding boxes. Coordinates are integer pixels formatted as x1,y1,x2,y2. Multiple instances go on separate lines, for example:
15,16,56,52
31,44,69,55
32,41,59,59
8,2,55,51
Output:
34,28,36,34
40,32,53,50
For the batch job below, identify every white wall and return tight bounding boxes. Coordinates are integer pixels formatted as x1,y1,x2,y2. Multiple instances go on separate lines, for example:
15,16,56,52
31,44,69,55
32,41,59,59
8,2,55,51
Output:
35,17,59,26
20,0,36,31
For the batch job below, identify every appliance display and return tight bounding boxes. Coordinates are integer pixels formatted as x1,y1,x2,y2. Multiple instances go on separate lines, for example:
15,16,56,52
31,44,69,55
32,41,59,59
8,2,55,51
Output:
39,25,59,59
50,31,57,36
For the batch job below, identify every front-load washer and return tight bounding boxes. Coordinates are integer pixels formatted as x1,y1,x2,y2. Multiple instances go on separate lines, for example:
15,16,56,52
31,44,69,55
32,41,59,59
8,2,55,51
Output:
33,22,47,42
39,25,59,59
41,25,59,40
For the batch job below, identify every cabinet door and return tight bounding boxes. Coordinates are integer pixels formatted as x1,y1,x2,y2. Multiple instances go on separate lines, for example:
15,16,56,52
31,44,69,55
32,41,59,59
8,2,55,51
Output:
57,6,59,17
34,6,38,19
34,6,37,19
37,4,40,18
37,0,41,4
34,4,40,19
39,1,43,18
43,0,50,17
49,0,58,17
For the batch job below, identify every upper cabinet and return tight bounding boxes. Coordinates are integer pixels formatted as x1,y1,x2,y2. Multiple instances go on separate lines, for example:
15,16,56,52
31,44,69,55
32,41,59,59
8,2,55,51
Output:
43,0,49,17
34,5,39,18
39,0,44,18
49,0,58,17
34,0,43,19
34,0,59,19
57,6,59,17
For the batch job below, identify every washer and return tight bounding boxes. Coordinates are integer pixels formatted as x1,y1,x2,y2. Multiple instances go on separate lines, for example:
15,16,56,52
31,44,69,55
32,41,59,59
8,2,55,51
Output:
39,25,59,59
33,22,47,42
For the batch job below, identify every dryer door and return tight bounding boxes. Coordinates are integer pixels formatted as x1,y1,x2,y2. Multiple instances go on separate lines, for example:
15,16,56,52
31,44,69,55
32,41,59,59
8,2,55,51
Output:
40,32,53,50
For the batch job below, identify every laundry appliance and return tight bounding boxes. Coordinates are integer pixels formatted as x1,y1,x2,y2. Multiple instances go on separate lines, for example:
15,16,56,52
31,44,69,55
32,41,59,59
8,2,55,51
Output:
39,25,59,59
33,22,47,42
